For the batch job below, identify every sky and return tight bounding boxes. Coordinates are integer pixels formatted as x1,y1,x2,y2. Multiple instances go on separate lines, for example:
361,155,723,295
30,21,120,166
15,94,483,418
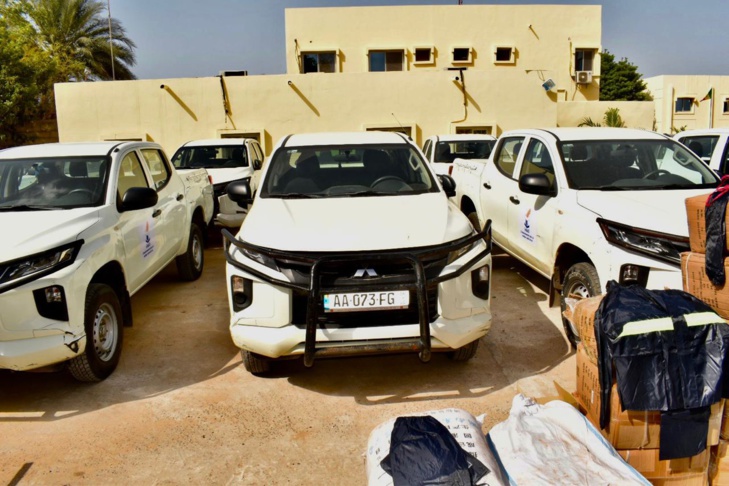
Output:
111,0,729,80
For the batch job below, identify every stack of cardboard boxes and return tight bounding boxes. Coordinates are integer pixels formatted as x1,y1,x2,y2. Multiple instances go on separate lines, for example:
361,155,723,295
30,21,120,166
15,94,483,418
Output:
570,295,723,485
683,193,729,485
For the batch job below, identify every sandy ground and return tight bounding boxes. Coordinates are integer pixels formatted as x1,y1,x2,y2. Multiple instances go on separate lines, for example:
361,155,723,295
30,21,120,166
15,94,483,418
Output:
0,241,575,485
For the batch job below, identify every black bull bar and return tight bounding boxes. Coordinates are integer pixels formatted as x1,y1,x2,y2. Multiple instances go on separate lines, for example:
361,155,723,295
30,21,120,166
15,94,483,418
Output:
222,220,492,367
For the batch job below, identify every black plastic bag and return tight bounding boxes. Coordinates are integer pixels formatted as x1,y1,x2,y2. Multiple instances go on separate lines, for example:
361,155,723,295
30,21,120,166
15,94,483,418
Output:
380,416,489,486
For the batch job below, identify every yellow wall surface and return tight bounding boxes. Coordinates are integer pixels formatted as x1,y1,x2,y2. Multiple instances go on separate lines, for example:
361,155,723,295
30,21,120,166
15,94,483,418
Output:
645,75,729,133
55,4,608,156
285,5,602,101
556,101,655,130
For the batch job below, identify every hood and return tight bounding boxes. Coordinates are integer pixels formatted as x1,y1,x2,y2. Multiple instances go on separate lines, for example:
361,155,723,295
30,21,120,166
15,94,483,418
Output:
0,208,100,261
239,193,471,252
576,188,713,236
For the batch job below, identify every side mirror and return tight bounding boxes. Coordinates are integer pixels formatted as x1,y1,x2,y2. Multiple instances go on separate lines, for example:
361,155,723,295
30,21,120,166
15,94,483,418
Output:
120,187,158,211
519,173,555,197
227,179,253,207
253,159,262,171
438,174,457,198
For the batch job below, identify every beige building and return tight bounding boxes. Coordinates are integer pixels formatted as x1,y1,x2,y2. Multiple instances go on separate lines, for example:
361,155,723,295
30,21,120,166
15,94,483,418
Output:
55,5,652,155
645,75,729,134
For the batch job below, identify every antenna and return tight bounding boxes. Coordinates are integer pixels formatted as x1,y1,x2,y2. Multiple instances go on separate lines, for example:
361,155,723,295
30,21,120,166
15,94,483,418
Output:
391,113,404,131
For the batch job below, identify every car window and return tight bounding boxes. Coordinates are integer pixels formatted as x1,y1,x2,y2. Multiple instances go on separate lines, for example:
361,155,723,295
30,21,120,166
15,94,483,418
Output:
520,139,556,190
171,145,248,169
434,141,494,162
261,143,438,198
423,140,432,160
141,149,171,191
679,135,719,164
251,142,264,167
721,143,729,175
559,139,719,190
494,137,525,178
117,151,149,202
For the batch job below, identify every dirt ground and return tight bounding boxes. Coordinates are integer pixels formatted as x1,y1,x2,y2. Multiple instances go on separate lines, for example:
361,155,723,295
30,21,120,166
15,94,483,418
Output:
0,239,576,485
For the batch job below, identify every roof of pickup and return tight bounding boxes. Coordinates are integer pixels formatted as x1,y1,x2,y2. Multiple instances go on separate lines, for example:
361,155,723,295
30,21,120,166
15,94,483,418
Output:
0,141,158,159
505,127,669,142
281,131,413,147
179,139,254,147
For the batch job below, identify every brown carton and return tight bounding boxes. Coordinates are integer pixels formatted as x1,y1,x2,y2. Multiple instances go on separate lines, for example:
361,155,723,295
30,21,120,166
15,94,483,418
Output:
686,193,710,254
572,295,603,365
709,440,729,486
681,252,729,319
722,401,729,441
619,448,709,485
575,344,723,450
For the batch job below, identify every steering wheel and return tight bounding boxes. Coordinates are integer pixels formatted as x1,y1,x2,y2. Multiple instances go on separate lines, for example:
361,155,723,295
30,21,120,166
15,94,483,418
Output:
370,175,405,187
68,188,95,198
642,169,670,180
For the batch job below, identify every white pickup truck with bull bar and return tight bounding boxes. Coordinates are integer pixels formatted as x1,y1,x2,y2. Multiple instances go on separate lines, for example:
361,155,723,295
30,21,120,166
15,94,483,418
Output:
221,131,493,375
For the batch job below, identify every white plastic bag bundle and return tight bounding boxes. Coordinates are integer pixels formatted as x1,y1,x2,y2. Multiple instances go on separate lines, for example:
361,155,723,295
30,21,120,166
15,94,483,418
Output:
365,408,507,486
487,395,649,486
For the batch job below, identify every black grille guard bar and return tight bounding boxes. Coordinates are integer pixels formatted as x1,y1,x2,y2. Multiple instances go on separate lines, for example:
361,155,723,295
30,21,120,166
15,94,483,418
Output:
222,220,492,366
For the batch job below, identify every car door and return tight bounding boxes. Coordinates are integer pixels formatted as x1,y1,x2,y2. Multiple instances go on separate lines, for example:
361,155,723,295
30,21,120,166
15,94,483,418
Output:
506,136,559,276
140,148,187,266
480,136,525,251
115,150,163,292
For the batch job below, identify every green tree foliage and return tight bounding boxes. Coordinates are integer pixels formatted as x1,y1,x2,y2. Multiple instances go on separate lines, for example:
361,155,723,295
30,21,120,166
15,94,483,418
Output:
578,107,627,128
599,50,652,101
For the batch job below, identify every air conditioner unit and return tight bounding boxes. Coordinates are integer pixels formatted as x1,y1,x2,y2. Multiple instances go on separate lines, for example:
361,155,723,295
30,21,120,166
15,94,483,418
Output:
576,71,593,84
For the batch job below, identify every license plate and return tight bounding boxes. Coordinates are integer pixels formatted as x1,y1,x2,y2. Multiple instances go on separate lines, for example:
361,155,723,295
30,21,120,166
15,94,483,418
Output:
323,291,410,313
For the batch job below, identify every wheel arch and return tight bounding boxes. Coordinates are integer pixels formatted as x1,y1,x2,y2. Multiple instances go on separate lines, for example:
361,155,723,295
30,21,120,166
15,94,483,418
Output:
550,243,594,305
459,195,477,217
90,262,132,327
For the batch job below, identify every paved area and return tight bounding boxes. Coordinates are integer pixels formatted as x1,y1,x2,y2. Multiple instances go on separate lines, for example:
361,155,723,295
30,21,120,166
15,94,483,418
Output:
0,242,575,485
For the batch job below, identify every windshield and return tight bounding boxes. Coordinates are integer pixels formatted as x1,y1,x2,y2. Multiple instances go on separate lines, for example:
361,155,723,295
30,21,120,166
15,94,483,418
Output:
434,140,494,162
0,157,109,210
261,144,439,198
171,145,248,169
558,139,719,190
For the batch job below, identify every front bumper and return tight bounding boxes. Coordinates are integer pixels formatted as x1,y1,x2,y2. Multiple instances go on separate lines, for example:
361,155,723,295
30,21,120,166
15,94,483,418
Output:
223,222,493,366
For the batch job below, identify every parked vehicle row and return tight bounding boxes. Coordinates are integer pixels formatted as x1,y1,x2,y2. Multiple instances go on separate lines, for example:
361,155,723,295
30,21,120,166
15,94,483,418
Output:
0,142,214,381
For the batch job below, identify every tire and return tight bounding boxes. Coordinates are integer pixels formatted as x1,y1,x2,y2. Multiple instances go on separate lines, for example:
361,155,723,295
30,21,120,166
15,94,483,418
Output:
176,222,204,281
68,284,123,382
560,262,601,350
448,339,479,362
242,350,271,375
467,212,481,232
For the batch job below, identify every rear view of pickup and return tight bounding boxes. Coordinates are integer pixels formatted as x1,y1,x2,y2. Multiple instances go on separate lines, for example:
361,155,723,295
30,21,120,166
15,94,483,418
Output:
0,141,213,381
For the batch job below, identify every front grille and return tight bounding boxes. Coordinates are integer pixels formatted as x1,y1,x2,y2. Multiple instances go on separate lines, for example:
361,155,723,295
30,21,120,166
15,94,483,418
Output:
292,286,438,328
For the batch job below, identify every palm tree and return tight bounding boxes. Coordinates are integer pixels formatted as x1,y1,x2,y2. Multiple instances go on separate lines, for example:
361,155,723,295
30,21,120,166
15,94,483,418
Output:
578,107,627,128
25,0,136,80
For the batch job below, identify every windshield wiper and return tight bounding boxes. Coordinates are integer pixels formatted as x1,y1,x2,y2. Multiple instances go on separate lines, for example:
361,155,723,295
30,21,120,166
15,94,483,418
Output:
580,186,630,191
274,193,326,199
0,204,65,211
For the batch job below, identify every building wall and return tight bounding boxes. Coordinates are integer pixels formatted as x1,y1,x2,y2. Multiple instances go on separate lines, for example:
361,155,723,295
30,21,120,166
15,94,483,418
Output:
556,101,654,130
285,5,602,101
645,75,729,133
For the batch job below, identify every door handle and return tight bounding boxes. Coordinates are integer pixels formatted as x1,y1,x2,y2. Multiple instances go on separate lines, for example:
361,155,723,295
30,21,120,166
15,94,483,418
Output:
176,194,184,201
483,182,492,190
509,196,520,205
152,209,162,218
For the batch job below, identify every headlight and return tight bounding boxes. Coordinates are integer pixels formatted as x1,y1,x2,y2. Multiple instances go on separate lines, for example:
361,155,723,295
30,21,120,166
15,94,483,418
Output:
240,247,279,271
447,240,477,264
0,241,83,293
597,218,689,266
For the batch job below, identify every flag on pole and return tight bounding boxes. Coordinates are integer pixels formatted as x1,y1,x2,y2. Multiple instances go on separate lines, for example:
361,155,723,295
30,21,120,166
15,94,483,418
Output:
701,88,713,102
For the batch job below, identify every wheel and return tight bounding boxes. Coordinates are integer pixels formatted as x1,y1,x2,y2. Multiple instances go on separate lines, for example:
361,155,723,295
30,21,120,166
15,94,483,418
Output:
560,262,601,349
242,350,271,375
176,222,204,281
68,284,123,382
448,339,479,362
467,212,481,232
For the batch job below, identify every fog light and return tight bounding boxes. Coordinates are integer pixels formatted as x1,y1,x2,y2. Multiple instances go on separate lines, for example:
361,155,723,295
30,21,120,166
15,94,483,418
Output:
33,286,68,321
231,276,253,312
619,264,649,287
471,265,490,300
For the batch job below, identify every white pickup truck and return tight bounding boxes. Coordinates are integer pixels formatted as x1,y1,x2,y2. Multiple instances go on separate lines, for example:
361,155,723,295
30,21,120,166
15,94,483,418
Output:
0,141,214,381
451,128,719,346
171,138,264,228
675,128,729,175
222,131,493,375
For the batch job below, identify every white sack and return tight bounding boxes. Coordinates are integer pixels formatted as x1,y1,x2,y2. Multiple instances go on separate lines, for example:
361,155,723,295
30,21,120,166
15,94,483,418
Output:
487,395,649,486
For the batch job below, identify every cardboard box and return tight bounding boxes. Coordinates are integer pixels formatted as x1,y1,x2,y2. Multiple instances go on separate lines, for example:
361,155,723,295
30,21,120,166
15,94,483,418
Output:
572,295,603,365
619,448,709,485
722,401,729,441
575,344,723,450
710,440,729,486
686,193,710,254
681,252,729,320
